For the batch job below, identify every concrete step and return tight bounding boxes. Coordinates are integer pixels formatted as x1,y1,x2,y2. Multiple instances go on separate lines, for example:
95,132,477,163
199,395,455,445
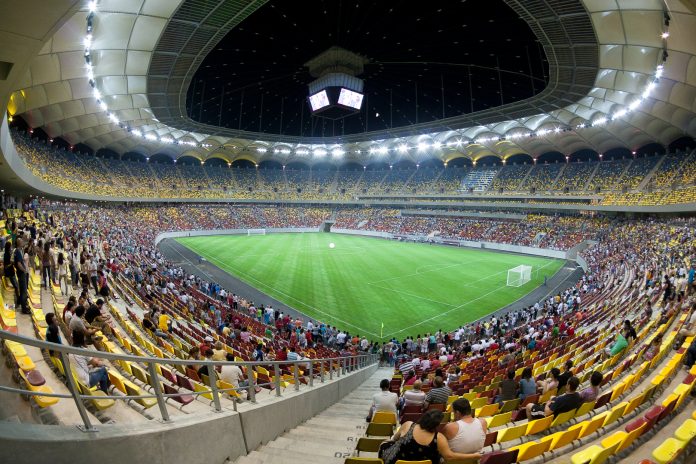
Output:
251,446,343,463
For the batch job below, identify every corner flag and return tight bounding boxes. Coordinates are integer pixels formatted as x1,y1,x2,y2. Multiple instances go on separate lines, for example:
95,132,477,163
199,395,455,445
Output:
380,322,384,338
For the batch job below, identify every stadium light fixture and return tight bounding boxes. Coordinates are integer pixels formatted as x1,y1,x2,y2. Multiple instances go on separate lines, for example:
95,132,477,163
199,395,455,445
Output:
397,144,408,153
256,148,267,153
331,148,345,156
417,142,429,151
377,146,388,155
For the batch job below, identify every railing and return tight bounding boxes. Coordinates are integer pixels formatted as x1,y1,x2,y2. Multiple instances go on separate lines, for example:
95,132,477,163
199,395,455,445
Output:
0,329,379,432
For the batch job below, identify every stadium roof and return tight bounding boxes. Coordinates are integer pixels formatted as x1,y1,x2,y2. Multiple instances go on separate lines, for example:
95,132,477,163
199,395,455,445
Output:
1,0,695,171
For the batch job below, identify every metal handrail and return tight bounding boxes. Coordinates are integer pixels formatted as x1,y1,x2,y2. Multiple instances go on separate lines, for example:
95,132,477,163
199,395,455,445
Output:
0,329,379,432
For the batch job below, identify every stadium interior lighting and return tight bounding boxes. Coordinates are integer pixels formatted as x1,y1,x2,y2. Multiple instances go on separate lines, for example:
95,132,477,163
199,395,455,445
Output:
331,148,345,156
397,144,408,153
76,1,670,160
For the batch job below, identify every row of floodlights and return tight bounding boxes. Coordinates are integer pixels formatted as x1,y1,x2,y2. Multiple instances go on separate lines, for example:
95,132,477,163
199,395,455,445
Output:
83,1,668,155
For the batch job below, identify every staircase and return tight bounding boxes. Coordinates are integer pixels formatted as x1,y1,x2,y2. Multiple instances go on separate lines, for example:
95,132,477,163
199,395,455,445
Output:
235,367,391,464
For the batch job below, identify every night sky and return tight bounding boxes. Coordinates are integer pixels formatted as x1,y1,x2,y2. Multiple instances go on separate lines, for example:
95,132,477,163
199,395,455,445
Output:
187,0,548,137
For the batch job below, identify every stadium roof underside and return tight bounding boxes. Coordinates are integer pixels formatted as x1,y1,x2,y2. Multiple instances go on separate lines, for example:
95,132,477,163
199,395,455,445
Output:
2,0,696,169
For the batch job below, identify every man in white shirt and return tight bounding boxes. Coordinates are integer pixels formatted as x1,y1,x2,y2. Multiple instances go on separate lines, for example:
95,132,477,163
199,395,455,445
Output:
219,353,248,401
371,379,398,416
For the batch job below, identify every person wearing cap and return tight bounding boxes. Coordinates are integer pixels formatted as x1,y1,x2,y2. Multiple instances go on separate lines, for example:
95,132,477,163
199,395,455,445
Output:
200,335,214,354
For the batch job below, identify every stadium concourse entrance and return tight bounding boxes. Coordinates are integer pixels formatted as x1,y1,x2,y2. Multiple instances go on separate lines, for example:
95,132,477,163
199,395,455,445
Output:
158,232,584,336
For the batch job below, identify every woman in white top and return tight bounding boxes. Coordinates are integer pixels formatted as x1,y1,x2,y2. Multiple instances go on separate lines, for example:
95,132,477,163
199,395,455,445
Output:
443,398,487,454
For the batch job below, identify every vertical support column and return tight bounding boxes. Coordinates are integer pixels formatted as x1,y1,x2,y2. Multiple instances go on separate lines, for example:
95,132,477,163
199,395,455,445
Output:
147,361,170,422
59,351,95,432
207,363,222,412
247,365,256,403
274,362,282,397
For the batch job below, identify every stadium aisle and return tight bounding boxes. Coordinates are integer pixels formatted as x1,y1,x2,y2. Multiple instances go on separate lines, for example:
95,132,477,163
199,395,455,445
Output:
234,367,392,464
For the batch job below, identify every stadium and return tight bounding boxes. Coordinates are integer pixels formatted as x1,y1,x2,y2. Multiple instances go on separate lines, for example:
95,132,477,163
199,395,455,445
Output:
0,1,696,463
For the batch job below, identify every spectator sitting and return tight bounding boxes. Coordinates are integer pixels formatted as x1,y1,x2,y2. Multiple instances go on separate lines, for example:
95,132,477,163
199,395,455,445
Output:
368,379,398,420
527,376,582,419
579,371,603,403
443,398,487,454
401,380,426,410
68,305,101,344
424,376,452,408
69,330,110,393
212,341,227,361
557,360,574,391
197,349,215,379
519,367,537,400
537,367,560,395
499,346,516,366
403,370,418,387
383,409,481,463
142,312,170,339
219,352,247,401
45,312,61,355
495,369,518,405
605,329,628,358
643,335,662,362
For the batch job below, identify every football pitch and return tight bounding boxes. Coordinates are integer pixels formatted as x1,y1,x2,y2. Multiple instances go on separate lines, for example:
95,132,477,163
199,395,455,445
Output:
176,233,565,340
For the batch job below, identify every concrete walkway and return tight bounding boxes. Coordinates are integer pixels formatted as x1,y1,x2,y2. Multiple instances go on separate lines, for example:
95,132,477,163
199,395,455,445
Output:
234,367,393,464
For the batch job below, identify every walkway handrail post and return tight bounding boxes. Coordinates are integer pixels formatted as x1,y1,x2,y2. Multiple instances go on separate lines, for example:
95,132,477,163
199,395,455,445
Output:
293,363,300,391
319,359,325,383
308,361,314,387
58,350,96,432
147,361,170,422
329,358,334,380
247,366,256,403
274,362,282,397
207,365,222,412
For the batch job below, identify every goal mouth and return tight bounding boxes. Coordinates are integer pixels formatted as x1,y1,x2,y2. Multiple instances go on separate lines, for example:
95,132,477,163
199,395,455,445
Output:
247,229,267,236
507,264,532,287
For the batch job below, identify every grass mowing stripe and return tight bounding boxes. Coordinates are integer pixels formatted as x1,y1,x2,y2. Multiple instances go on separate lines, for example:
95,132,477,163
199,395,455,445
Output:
177,233,564,340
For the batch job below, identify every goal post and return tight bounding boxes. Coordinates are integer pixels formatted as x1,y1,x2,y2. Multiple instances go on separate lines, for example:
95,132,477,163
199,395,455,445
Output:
507,264,532,287
247,228,266,236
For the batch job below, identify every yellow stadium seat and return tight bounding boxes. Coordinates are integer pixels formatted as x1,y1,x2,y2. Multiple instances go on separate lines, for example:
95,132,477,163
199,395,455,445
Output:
551,409,576,428
651,437,687,464
674,419,696,443
344,459,383,464
511,439,551,461
469,397,489,409
372,411,397,425
602,402,627,427
540,426,581,451
355,437,383,455
486,411,512,428
574,413,607,439
575,401,595,417
526,415,553,435
600,423,645,454
476,403,500,418
496,423,528,443
570,442,620,464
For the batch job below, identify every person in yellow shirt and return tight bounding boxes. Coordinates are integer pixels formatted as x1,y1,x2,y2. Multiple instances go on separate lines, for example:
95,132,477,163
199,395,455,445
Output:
158,312,170,333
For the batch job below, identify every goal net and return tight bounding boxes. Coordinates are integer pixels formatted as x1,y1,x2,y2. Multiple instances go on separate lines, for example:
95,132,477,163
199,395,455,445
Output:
247,228,266,236
507,265,532,287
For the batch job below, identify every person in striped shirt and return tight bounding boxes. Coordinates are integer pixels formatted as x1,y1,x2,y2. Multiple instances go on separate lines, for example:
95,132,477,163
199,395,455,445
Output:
424,376,451,408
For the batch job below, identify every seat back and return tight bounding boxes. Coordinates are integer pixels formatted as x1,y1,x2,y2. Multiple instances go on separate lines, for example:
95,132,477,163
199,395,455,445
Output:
372,411,397,425
520,394,539,407
542,427,581,451
551,409,576,428
356,437,383,454
486,411,512,428
496,423,527,443
500,398,520,413
479,449,518,464
513,440,551,461
366,422,394,437
589,442,620,464
526,415,553,435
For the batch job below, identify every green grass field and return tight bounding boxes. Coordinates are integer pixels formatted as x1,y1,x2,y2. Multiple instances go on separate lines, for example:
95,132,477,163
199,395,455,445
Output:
176,233,564,340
